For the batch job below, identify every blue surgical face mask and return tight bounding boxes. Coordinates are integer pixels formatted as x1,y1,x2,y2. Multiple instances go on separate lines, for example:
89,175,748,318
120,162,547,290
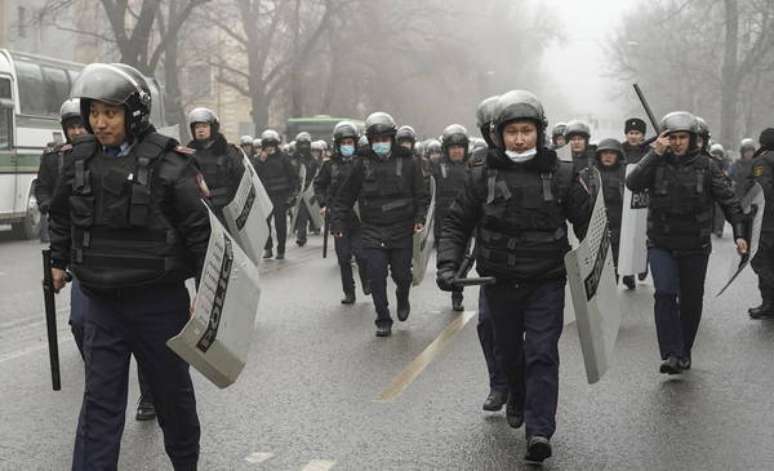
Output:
340,144,355,157
372,142,391,157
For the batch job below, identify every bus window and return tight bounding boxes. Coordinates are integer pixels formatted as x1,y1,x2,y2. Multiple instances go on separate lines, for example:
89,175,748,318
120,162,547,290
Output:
0,77,11,100
0,108,12,150
15,60,47,116
41,66,71,116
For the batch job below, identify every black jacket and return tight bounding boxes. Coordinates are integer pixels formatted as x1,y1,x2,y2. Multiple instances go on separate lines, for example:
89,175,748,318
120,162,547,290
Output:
189,133,245,218
626,150,745,250
48,130,211,290
35,143,73,214
314,154,360,229
332,146,430,249
596,159,626,259
437,148,592,282
746,150,774,233
254,150,299,201
622,141,648,164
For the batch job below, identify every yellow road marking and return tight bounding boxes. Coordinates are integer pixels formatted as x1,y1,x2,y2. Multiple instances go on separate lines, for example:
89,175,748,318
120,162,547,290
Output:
376,310,477,401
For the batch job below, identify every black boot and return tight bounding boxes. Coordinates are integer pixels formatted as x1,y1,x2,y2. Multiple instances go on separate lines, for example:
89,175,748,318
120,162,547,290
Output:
275,251,285,260
376,324,392,337
482,389,508,412
136,395,156,421
659,355,682,375
397,290,410,322
341,292,356,304
505,395,524,429
623,275,636,290
525,436,552,464
749,303,774,319
263,248,273,259
451,291,464,312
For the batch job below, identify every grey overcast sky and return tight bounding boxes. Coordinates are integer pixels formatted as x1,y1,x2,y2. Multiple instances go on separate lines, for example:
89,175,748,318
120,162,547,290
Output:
539,0,640,136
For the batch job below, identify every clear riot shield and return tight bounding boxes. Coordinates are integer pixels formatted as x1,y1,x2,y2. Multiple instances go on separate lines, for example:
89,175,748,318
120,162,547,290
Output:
167,204,261,389
565,175,622,384
717,182,765,296
289,163,307,231
301,183,323,230
618,164,649,276
412,176,436,286
222,155,273,266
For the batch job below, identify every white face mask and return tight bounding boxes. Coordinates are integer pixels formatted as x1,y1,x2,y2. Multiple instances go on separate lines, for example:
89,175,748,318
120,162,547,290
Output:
505,148,537,162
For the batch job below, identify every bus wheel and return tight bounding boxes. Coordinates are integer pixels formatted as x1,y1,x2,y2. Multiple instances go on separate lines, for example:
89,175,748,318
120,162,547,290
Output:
11,193,41,240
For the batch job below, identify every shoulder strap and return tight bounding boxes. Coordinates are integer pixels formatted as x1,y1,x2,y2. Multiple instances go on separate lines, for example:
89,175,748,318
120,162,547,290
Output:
396,156,403,177
540,172,554,202
134,132,176,185
486,168,498,204
71,136,99,192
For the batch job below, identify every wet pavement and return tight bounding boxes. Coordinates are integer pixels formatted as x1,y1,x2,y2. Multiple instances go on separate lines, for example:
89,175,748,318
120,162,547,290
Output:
1,226,773,470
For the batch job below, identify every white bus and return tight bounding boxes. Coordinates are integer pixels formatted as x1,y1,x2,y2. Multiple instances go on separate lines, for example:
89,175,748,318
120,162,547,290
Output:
0,49,166,238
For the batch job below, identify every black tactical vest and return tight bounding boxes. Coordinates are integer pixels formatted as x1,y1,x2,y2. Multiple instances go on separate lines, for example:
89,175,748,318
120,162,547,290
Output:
359,155,415,225
475,162,573,279
68,133,192,288
648,154,714,249
752,152,774,231
195,143,240,210
435,160,468,207
259,153,293,195
600,164,626,229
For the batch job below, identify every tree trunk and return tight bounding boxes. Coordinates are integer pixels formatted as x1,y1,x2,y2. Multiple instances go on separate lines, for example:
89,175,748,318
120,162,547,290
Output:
289,0,304,118
163,0,185,131
720,0,740,148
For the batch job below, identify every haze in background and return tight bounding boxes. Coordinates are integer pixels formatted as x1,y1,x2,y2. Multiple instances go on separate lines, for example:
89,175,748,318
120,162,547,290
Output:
540,0,640,140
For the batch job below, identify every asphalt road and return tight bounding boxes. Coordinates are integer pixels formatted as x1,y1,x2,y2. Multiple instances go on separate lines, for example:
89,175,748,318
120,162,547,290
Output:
0,225,773,471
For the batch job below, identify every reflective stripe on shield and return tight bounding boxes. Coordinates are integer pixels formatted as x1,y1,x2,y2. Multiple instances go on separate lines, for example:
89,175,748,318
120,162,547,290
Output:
618,164,648,276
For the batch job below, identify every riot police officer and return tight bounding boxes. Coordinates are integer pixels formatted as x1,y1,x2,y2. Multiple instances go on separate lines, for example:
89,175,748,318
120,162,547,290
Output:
437,90,592,463
471,95,510,413
333,112,430,337
48,63,208,470
433,124,470,311
240,135,254,157
36,99,87,242
425,138,442,163
396,125,417,152
293,131,318,246
595,138,635,289
550,122,567,148
187,107,245,223
314,121,370,304
255,129,298,260
626,111,747,374
747,128,774,319
731,138,756,198
622,118,648,164
564,119,594,173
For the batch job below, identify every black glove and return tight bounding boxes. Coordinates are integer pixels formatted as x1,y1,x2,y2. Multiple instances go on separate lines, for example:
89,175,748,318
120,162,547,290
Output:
436,268,457,292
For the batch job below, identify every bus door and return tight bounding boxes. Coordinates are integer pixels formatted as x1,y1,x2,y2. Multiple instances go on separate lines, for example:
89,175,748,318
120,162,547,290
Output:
0,75,15,217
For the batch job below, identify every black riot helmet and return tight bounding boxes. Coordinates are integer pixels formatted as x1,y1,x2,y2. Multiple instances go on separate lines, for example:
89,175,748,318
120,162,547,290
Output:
333,120,359,152
660,111,699,135
365,112,397,143
564,120,591,141
441,124,469,157
295,131,312,152
425,138,442,156
59,98,82,132
357,135,370,152
261,129,281,148
396,125,417,148
71,62,153,138
660,111,699,151
595,138,624,162
492,90,547,151
187,107,220,138
552,122,568,139
476,95,499,147
740,138,756,155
